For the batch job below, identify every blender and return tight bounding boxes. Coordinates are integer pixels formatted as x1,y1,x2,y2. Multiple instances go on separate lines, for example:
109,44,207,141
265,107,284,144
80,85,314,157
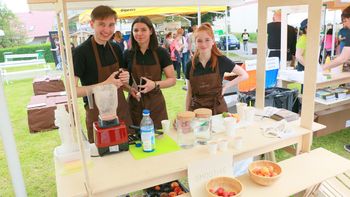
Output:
89,84,129,156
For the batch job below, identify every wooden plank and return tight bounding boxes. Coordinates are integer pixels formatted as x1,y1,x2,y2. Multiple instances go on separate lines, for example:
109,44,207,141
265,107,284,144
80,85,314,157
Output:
321,178,345,196
336,174,350,189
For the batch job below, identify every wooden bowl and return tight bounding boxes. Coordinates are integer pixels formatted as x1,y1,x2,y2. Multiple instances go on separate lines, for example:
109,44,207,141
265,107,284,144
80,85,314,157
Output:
248,160,282,186
206,176,243,197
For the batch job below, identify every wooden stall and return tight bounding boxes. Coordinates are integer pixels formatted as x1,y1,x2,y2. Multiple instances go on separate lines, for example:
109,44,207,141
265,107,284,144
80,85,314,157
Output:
24,0,349,196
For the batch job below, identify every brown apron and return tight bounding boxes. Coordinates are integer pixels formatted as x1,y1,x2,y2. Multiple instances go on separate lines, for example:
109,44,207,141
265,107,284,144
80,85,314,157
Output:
128,50,168,129
84,38,132,143
189,61,227,115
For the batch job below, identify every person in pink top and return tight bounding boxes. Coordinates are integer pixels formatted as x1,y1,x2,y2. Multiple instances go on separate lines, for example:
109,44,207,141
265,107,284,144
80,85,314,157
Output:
170,29,184,79
322,28,338,62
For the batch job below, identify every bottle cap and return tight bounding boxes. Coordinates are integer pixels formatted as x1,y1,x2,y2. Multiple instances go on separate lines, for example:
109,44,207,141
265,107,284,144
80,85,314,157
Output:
142,109,150,115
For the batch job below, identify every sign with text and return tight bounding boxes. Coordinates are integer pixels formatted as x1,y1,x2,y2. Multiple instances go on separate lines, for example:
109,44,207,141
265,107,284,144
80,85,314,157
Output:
245,57,280,71
188,153,233,197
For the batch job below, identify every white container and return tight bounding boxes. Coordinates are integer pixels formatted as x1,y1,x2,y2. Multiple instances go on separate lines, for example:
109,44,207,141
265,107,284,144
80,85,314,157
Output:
177,111,195,149
193,108,212,145
208,141,218,155
236,102,247,121
223,117,237,137
161,119,171,133
245,106,256,123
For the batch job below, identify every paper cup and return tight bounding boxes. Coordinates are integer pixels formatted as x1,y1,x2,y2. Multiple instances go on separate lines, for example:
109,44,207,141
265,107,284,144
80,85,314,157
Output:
233,136,243,150
208,141,218,155
236,102,247,121
224,117,237,137
218,139,229,151
161,119,171,133
245,106,256,123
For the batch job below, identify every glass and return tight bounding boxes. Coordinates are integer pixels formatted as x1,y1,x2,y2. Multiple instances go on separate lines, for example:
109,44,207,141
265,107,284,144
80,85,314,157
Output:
193,108,212,145
177,111,195,149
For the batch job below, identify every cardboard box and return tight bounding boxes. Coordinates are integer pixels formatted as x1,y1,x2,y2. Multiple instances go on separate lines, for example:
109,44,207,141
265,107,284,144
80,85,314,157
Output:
27,92,67,133
32,75,65,95
314,103,350,137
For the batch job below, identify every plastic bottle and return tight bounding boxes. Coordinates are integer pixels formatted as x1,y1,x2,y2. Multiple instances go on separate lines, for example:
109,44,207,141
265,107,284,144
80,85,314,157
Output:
140,109,155,152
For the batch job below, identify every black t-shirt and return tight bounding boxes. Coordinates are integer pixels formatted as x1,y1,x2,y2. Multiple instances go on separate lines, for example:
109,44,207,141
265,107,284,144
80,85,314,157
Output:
185,56,236,80
267,22,297,60
73,36,125,86
123,47,172,72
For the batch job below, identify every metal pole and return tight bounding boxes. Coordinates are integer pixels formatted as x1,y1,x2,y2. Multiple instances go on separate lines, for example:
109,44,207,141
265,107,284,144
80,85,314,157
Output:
225,7,229,55
197,0,201,25
0,77,27,196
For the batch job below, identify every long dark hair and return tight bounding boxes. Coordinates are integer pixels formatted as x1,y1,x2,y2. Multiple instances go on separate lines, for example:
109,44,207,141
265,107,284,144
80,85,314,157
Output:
130,16,158,51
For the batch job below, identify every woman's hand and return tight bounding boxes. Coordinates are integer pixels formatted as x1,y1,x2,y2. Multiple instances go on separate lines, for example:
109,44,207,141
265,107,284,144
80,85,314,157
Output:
139,77,156,94
129,87,141,102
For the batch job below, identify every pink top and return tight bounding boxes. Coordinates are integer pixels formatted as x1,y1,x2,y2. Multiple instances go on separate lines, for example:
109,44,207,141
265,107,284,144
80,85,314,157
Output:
323,34,338,50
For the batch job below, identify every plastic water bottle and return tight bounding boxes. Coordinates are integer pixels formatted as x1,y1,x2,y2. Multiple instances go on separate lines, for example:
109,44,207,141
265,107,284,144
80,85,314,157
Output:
140,109,155,152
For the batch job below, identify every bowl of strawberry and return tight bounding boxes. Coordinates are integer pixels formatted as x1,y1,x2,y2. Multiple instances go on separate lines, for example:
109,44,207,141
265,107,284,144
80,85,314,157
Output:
206,176,243,197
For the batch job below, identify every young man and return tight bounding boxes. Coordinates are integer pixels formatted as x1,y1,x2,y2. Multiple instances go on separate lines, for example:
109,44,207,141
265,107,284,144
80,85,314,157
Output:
322,5,350,153
241,29,250,54
73,5,132,143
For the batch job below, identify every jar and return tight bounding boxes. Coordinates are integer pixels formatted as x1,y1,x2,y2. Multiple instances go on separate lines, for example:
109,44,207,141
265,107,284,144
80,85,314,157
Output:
176,111,195,148
193,108,212,145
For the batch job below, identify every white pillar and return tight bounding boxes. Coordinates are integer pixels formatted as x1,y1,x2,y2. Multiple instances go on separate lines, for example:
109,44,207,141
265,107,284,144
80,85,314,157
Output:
0,78,27,196
280,9,288,69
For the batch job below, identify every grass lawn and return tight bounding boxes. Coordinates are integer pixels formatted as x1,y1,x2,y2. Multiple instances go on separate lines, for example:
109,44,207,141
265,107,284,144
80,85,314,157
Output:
0,77,349,196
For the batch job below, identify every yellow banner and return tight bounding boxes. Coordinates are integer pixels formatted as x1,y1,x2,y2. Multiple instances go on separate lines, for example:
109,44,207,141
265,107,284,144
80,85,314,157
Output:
79,6,226,24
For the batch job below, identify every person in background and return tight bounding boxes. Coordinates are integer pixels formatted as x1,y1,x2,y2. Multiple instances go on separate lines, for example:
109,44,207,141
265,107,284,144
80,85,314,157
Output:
321,5,350,153
113,30,128,51
295,19,308,71
185,23,248,114
338,25,350,53
181,29,190,77
241,29,250,54
170,29,184,80
73,5,132,143
124,16,176,129
267,9,297,67
321,28,338,62
162,32,173,53
188,25,198,58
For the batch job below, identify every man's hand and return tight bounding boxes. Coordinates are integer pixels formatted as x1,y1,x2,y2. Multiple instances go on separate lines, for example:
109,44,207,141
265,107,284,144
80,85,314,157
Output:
139,77,156,94
118,69,130,84
104,72,123,88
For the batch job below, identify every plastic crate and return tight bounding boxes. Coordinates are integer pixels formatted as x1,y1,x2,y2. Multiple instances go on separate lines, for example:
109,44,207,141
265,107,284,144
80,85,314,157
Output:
238,57,279,92
238,87,299,112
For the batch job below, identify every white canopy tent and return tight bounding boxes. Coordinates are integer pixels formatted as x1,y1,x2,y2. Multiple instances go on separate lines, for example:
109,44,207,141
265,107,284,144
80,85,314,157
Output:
0,0,324,195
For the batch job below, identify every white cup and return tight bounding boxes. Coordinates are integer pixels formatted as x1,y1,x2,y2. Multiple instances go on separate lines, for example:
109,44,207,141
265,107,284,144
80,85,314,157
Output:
224,117,237,137
208,141,218,155
218,139,229,151
245,106,256,123
233,136,243,150
161,120,171,133
236,102,247,121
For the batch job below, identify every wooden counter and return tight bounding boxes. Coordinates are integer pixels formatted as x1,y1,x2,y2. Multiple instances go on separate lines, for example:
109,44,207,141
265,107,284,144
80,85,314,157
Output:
55,117,325,196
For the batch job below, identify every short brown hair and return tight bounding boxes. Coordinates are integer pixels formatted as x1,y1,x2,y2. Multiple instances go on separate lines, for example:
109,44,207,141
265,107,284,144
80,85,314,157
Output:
91,5,117,21
342,5,350,20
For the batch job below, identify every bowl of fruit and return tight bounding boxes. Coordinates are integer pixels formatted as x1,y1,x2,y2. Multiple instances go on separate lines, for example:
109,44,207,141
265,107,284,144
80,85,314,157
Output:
206,176,243,197
248,160,282,186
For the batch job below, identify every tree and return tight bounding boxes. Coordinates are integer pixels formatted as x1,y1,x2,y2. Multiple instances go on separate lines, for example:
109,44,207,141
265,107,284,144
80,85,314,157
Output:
0,3,27,48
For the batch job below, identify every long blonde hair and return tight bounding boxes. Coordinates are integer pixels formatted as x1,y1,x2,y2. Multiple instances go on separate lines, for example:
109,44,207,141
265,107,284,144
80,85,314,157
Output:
192,23,222,70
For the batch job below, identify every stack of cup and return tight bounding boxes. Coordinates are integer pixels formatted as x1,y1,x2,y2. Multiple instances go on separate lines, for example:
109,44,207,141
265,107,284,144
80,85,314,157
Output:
245,106,256,123
236,102,247,122
223,117,237,137
161,119,171,134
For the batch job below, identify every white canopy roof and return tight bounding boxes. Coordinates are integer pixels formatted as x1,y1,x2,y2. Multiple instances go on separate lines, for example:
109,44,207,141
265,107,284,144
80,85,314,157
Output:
27,0,250,11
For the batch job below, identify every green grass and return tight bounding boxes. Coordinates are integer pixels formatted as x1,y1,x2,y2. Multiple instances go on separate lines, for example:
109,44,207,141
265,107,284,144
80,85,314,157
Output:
0,77,349,196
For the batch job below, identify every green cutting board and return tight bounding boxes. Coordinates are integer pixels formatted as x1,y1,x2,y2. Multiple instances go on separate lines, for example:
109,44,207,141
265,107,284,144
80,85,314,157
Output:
129,134,181,160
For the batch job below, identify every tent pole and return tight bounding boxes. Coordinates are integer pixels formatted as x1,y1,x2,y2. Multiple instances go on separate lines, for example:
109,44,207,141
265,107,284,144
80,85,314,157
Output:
225,7,228,55
331,11,337,58
0,77,27,196
58,0,92,195
197,0,201,25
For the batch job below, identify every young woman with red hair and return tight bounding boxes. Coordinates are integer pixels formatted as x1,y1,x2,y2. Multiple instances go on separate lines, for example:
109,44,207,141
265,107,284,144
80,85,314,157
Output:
185,23,248,114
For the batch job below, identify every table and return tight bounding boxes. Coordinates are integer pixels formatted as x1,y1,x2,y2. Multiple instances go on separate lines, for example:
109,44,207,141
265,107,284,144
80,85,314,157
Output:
27,92,67,133
180,148,350,197
54,116,325,196
32,75,65,95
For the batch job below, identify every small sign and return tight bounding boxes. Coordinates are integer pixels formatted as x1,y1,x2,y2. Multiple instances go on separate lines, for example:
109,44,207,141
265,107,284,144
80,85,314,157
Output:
245,57,280,71
188,153,233,197
109,145,119,152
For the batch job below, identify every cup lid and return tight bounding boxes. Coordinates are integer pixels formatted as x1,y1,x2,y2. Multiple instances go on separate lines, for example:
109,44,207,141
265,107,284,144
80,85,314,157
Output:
177,111,195,121
194,108,212,118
